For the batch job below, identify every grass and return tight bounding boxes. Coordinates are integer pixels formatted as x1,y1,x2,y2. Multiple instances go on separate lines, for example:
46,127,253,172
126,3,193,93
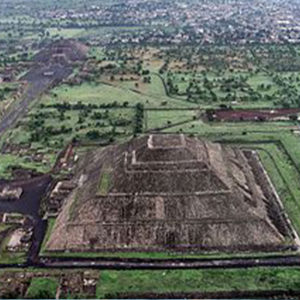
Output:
0,153,53,179
0,267,300,298
96,268,300,298
0,229,27,265
48,81,196,108
0,224,11,234
206,131,300,238
47,28,85,38
0,155,25,179
3,58,298,179
98,171,111,196
165,69,300,107
162,119,296,135
255,144,300,235
39,218,56,255
117,74,169,100
40,249,297,260
145,109,197,130
26,277,59,299
258,149,287,197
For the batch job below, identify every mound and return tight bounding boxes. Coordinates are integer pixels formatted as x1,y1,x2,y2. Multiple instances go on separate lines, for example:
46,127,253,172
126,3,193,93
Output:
46,134,295,253
22,39,88,85
33,39,88,65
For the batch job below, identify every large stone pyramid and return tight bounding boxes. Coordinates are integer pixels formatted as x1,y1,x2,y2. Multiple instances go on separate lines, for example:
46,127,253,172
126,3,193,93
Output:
46,134,294,253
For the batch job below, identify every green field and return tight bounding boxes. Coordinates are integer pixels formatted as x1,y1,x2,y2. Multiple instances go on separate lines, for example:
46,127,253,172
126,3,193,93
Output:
96,268,300,298
26,277,59,299
255,143,300,234
48,81,195,109
162,119,296,135
40,248,298,260
163,68,300,108
0,267,299,299
98,171,111,195
145,109,197,130
0,153,55,179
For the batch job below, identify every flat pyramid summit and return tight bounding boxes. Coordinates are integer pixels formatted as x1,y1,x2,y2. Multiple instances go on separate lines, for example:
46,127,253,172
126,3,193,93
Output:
46,134,294,253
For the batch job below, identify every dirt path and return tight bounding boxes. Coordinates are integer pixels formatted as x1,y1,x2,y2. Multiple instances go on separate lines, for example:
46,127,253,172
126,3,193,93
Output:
0,64,72,136
0,253,300,269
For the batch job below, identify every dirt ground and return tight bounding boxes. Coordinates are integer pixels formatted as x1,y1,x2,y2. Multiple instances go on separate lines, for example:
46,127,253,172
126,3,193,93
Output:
213,108,300,121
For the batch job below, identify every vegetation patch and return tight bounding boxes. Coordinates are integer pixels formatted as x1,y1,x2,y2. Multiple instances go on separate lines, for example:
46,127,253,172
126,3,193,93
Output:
0,231,27,265
26,277,59,299
98,170,112,196
39,218,56,255
96,268,300,298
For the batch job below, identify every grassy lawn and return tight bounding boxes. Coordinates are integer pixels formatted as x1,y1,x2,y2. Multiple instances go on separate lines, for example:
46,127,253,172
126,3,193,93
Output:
47,28,85,38
98,171,111,196
40,249,297,260
96,268,300,298
145,109,197,130
26,277,59,299
246,72,274,93
143,74,169,99
0,251,26,265
1,267,300,298
0,224,11,234
0,155,27,179
255,143,300,235
48,82,196,108
39,218,56,255
168,70,276,100
162,119,296,135
0,153,54,179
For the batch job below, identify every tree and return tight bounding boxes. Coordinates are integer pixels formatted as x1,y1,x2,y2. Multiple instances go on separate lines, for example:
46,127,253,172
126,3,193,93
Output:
134,103,144,134
86,130,100,140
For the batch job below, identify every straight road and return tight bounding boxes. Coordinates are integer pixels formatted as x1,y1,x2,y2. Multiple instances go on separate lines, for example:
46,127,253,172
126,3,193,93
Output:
0,63,72,136
1,254,300,270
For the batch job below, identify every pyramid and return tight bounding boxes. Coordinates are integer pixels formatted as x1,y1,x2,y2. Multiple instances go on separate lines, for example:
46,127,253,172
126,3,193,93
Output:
46,134,294,253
